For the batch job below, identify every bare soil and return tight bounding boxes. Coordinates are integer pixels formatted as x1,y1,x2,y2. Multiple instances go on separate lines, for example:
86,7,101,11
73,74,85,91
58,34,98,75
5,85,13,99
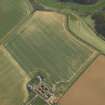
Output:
59,55,105,105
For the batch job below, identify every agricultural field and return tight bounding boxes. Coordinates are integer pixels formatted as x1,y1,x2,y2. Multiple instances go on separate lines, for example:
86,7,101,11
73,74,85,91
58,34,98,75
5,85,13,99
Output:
0,0,105,105
27,96,47,105
37,0,105,14
0,0,31,40
0,46,30,105
68,13,105,54
59,55,105,105
4,11,97,98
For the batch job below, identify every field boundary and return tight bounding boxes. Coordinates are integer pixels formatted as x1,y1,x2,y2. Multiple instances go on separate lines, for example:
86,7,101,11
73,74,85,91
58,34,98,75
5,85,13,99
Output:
65,14,100,52
0,0,33,45
58,50,99,103
2,45,31,102
1,2,102,105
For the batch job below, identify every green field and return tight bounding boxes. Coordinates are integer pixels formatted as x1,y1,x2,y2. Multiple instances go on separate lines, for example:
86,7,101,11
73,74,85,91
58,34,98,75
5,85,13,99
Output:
0,46,29,105
4,11,97,97
28,97,47,105
0,0,31,40
0,0,104,105
68,13,105,54
38,0,105,14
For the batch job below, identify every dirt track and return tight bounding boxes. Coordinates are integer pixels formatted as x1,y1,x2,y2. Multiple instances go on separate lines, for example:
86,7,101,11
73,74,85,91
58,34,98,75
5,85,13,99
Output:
59,55,105,105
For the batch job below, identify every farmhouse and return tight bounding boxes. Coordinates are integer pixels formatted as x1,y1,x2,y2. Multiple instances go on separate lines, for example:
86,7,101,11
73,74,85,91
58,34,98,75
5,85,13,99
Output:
27,76,58,105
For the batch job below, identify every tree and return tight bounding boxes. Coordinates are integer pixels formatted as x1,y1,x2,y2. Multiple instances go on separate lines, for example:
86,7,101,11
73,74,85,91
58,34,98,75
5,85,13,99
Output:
92,12,105,37
59,0,98,4
74,0,98,4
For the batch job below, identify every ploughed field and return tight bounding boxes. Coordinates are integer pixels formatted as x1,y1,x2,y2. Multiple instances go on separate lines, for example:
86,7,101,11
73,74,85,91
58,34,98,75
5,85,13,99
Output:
0,0,30,40
0,46,29,105
59,55,105,105
4,11,97,97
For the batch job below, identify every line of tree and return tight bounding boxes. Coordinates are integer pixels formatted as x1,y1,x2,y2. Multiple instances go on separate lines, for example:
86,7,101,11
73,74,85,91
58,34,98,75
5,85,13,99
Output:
92,12,105,37
59,0,98,4
74,0,98,4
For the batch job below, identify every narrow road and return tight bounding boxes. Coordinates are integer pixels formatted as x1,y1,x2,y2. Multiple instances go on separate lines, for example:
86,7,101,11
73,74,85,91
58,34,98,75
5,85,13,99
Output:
26,95,38,105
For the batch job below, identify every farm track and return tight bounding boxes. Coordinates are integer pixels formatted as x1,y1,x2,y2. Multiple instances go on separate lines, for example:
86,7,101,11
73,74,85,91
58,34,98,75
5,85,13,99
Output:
34,1,105,55
57,50,99,101
11,1,104,57
28,2,105,54
0,0,33,45
0,1,103,105
0,0,96,54
59,54,105,105
4,10,95,102
65,11,105,55
25,95,38,105
65,15,99,52
0,45,30,105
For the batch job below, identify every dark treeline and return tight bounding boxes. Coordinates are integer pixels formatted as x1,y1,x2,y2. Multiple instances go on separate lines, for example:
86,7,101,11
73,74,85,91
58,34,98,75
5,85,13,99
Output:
92,12,105,37
74,0,98,4
59,0,98,4
29,0,44,11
